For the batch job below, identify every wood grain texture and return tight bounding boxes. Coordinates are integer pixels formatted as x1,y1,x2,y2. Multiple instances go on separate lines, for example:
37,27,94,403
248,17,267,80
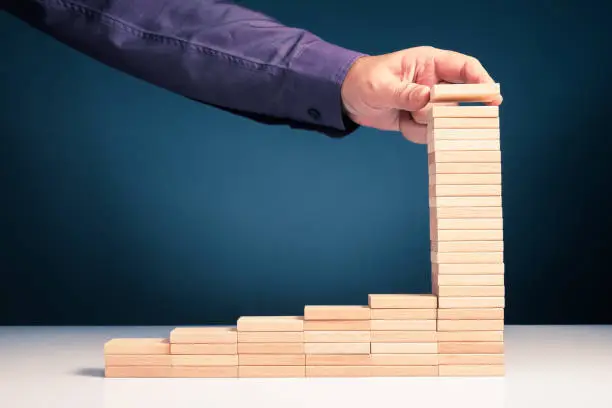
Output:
170,344,237,355
431,117,500,129
429,151,501,164
432,229,504,241
432,240,503,252
432,207,503,219
428,128,500,141
437,331,504,342
104,338,169,355
304,343,370,355
429,162,501,174
304,306,370,320
370,343,438,354
437,308,504,320
304,331,370,343
370,320,437,331
430,105,499,118
433,263,505,275
438,342,504,354
438,354,504,365
429,83,501,103
370,354,439,366
439,365,504,377
432,252,504,264
368,294,437,309
437,320,504,331
436,274,504,285
238,354,305,366
238,343,304,354
306,366,371,377
104,355,172,366
170,327,237,344
172,366,237,378
370,331,437,343
428,139,500,153
430,196,502,208
171,355,238,366
432,218,504,230
303,320,371,331
237,332,304,343
437,285,505,297
105,366,172,378
239,366,305,378
370,308,437,320
438,297,505,308
429,173,502,185
370,366,438,377
306,354,372,366
236,316,303,332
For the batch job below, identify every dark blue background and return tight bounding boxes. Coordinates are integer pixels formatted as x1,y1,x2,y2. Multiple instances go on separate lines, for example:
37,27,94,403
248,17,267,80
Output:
2,1,611,325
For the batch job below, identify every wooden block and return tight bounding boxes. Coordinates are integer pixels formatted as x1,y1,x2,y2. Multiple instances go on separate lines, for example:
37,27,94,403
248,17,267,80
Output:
370,308,437,320
239,354,306,366
238,343,304,354
433,263,504,275
437,320,504,331
368,294,437,309
428,128,500,141
304,306,370,320
104,338,169,355
437,308,504,320
436,274,504,285
429,162,501,174
170,327,237,344
370,343,438,354
306,366,371,377
370,366,438,377
432,252,504,264
370,320,437,331
371,331,437,343
438,297,505,308
172,366,237,378
429,173,502,185
439,342,504,354
433,218,504,231
432,207,503,219
429,151,501,164
304,331,370,343
431,118,499,129
439,365,504,377
437,286,505,297
432,240,503,252
428,139,500,153
370,354,439,366
170,344,237,355
430,196,502,208
429,83,501,103
171,355,238,366
305,343,370,355
430,105,499,118
439,354,504,365
437,331,504,342
432,229,504,241
239,366,305,378
306,354,372,366
303,320,371,331
105,355,172,366
238,332,304,343
105,366,172,378
237,316,303,332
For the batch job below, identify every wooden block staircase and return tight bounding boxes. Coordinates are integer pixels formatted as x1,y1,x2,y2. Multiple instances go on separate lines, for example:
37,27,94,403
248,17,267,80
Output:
104,83,504,378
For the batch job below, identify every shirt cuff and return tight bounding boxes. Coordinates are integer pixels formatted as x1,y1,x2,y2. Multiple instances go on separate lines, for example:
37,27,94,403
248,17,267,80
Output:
282,39,367,132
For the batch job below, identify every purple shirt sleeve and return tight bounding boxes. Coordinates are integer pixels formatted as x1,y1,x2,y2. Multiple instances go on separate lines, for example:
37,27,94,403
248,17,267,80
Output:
4,0,366,137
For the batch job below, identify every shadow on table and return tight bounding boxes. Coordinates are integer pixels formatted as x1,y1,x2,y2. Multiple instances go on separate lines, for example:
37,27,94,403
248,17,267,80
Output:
74,367,105,378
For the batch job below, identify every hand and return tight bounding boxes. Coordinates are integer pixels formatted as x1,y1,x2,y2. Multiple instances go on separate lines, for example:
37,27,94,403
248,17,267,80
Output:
340,46,502,144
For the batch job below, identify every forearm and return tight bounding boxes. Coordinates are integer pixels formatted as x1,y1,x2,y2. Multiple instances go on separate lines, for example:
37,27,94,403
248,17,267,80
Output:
4,0,365,136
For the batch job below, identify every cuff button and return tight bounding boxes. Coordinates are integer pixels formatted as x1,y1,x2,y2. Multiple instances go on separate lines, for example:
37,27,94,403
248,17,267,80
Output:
307,108,321,120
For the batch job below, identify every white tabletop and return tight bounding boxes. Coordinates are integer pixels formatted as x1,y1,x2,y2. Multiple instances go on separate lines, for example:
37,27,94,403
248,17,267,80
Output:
1,325,611,408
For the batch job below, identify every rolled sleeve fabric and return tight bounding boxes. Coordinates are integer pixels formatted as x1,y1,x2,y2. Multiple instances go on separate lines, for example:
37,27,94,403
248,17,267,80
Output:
4,0,366,137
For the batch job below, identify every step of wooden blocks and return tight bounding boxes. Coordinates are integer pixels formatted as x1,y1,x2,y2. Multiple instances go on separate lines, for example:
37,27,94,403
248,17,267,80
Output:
104,338,172,378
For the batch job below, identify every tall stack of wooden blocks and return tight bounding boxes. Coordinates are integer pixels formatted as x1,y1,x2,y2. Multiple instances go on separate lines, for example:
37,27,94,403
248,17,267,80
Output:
428,83,505,377
103,83,505,379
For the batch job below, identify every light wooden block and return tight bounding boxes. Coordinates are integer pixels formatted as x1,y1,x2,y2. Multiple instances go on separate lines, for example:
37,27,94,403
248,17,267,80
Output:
239,366,305,378
370,308,437,320
439,365,504,377
438,297,505,308
429,83,501,103
306,354,372,366
170,344,238,355
432,240,503,252
170,327,237,344
432,229,504,241
239,354,305,366
438,342,504,354
437,320,504,331
304,331,370,343
429,173,502,185
429,162,501,174
429,151,501,164
306,366,371,377
303,320,371,331
105,355,172,366
430,105,499,118
433,218,504,231
439,354,504,365
368,294,437,309
370,343,438,354
437,308,504,320
105,366,172,378
304,306,370,320
370,331,437,343
431,117,500,129
171,355,238,366
437,286,505,297
432,206,503,219
437,331,504,342
238,343,304,354
238,332,304,343
237,316,303,332
172,366,238,378
428,128,500,141
370,366,438,377
370,320,437,331
304,343,370,355
433,263,505,275
428,140,500,154
436,274,504,285
432,252,504,264
370,354,439,366
430,196,502,208
104,338,169,355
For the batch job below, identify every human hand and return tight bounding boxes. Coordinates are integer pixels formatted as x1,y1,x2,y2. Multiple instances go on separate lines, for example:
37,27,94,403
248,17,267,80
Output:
340,46,502,144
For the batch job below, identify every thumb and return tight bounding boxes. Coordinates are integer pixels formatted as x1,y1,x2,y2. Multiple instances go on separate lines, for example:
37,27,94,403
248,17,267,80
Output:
391,83,430,112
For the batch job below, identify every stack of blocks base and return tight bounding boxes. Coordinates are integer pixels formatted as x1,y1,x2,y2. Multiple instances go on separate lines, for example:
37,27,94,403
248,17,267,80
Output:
104,83,504,378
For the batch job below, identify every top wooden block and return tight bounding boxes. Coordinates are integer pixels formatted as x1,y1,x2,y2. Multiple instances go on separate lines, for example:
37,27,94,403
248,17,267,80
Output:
304,306,370,321
430,83,501,103
104,338,169,355
368,294,438,309
170,326,237,344
237,316,304,332
430,106,499,118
